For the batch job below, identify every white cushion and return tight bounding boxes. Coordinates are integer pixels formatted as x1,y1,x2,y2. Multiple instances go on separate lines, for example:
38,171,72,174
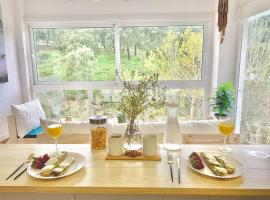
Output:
180,120,219,134
11,99,46,138
138,120,219,135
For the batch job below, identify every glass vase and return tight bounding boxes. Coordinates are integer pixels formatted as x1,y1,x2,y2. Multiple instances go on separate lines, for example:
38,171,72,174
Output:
123,119,142,151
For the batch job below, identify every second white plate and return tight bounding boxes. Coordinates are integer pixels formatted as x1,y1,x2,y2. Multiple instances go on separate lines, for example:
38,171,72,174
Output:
187,152,245,179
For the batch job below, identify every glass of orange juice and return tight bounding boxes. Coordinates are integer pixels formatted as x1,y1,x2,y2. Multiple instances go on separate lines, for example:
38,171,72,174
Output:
218,117,234,153
47,123,63,153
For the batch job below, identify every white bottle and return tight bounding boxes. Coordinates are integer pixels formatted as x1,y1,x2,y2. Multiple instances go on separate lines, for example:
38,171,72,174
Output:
164,103,182,150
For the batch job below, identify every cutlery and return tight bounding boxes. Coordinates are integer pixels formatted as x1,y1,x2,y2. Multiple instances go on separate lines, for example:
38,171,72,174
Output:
6,153,34,180
177,157,181,184
13,167,27,180
167,153,174,182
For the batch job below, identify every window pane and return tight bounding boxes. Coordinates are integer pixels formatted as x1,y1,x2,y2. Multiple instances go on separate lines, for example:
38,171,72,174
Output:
239,11,270,144
92,89,203,121
35,90,89,120
140,89,204,122
33,28,115,82
92,90,121,118
120,26,203,80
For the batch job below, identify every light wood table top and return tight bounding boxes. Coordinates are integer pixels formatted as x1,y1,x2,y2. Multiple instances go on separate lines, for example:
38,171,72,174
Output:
0,144,269,196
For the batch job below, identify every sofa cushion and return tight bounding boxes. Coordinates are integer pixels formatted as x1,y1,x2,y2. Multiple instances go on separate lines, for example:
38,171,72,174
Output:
11,99,46,138
180,120,219,134
24,126,43,138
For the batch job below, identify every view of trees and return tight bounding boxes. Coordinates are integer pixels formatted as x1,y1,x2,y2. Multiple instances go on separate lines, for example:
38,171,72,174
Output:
33,26,204,121
240,12,270,144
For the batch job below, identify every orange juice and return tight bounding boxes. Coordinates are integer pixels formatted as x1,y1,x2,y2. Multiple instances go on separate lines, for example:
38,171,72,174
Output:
218,122,234,136
47,124,62,138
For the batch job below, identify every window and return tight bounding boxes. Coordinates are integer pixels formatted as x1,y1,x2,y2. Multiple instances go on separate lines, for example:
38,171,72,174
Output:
120,26,203,80
29,22,208,121
33,27,115,82
35,90,89,120
237,11,270,144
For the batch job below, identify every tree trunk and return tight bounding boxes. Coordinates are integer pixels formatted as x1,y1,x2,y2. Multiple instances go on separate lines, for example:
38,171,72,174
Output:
146,51,150,58
134,45,137,56
46,30,50,47
101,42,106,51
127,45,131,60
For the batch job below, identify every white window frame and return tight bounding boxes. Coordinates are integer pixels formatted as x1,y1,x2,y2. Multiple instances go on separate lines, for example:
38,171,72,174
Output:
25,18,212,120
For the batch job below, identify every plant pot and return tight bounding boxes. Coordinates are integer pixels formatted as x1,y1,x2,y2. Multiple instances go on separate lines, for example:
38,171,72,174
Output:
123,119,142,150
213,114,228,120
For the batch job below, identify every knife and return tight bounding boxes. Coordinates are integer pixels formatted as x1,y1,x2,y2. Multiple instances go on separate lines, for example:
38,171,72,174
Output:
177,157,181,184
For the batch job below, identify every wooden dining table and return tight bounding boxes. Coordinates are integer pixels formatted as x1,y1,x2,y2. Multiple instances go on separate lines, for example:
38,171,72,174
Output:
0,144,269,200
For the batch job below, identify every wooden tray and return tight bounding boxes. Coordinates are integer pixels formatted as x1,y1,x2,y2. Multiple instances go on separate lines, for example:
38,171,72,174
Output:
105,152,161,161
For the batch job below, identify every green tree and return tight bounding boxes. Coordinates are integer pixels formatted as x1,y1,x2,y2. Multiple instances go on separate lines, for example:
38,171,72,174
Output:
144,28,203,119
60,47,97,81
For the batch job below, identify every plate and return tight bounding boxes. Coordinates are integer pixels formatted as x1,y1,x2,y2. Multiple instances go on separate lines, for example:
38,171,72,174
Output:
27,152,86,179
187,152,245,179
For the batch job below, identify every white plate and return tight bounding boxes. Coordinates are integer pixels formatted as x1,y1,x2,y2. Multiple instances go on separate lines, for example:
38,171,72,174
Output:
27,152,86,179
187,152,245,179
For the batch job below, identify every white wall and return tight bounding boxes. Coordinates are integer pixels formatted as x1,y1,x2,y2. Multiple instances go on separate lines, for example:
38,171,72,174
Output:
0,0,23,140
24,0,216,16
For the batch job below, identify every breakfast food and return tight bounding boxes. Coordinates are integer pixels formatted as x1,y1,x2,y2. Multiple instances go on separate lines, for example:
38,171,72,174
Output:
31,154,50,169
52,157,75,176
40,165,55,177
189,152,204,169
213,154,235,174
200,152,228,176
31,151,74,177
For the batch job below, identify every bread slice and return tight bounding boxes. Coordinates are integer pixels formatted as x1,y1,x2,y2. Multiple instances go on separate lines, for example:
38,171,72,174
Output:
52,157,75,176
200,152,228,176
214,154,235,174
40,165,55,177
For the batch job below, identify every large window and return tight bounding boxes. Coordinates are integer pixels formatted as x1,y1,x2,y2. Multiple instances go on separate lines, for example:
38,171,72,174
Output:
237,11,270,144
29,22,208,121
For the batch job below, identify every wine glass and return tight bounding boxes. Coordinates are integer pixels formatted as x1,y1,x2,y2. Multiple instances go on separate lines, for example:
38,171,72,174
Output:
47,122,63,153
218,117,234,153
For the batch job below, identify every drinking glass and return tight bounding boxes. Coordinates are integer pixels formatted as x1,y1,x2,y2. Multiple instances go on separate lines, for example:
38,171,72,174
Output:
47,122,63,153
218,117,234,153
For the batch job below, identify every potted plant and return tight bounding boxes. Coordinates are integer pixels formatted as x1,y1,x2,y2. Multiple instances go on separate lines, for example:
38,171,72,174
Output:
119,73,165,150
210,82,236,119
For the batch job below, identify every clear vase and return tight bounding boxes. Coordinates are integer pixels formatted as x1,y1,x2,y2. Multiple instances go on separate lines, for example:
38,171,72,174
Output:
164,103,182,150
123,119,142,150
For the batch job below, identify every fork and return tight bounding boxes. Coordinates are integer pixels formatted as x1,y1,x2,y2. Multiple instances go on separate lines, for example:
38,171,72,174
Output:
6,153,34,180
167,153,174,182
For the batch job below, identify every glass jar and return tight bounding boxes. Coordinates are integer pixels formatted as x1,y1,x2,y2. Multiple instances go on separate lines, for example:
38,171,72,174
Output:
89,115,108,150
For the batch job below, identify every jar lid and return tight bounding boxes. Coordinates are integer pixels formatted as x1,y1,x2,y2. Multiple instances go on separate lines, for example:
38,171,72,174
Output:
89,115,107,124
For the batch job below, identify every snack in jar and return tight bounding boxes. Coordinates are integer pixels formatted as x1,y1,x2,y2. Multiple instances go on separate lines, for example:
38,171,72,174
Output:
89,115,108,150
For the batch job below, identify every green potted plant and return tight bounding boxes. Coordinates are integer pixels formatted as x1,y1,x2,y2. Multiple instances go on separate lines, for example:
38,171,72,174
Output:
119,72,165,150
210,82,236,119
